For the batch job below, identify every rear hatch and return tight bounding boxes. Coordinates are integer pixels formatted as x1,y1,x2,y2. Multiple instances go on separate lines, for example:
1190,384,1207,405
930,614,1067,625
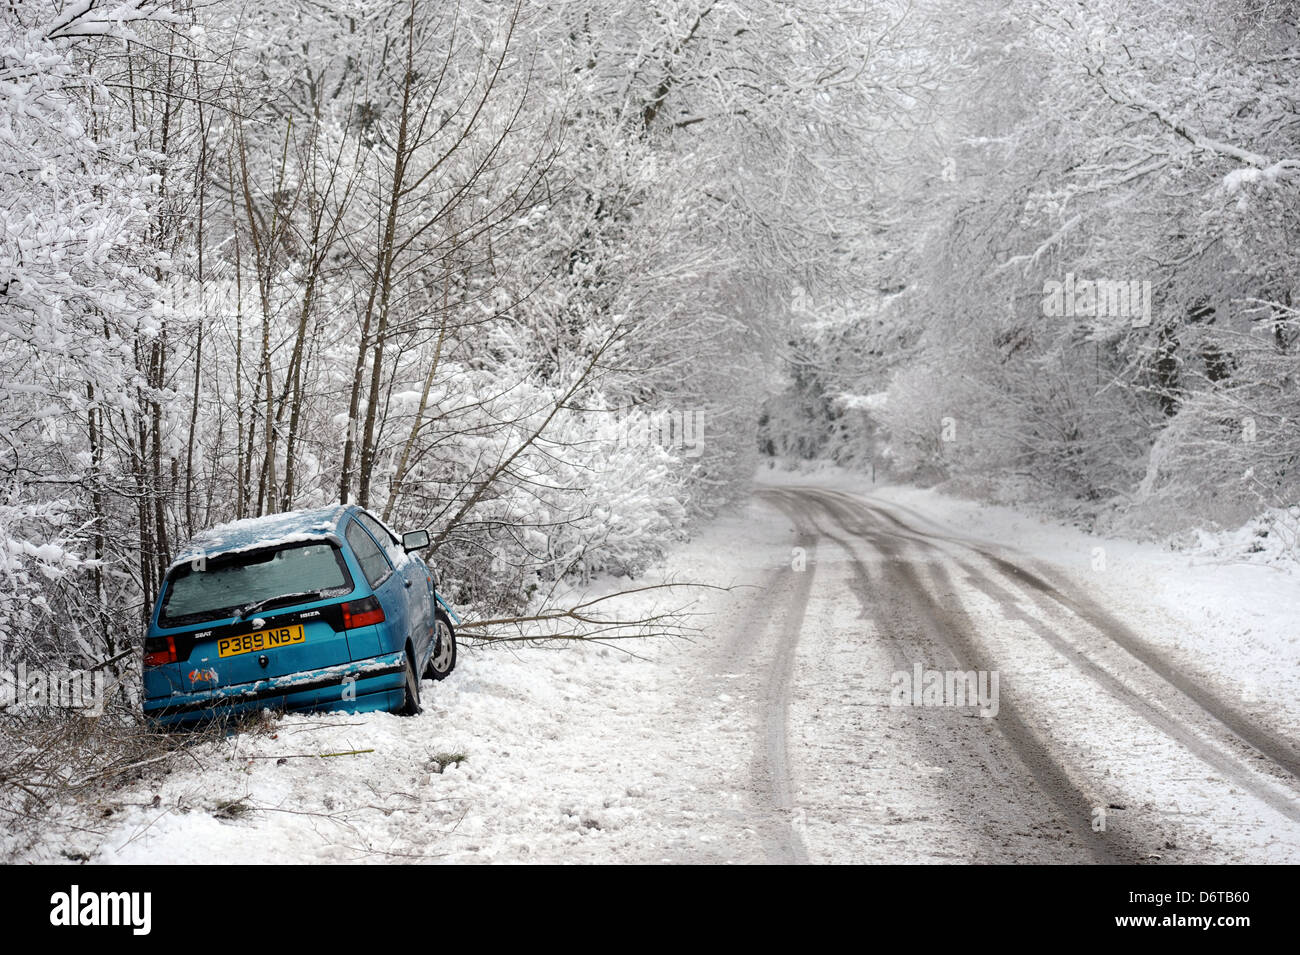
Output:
145,539,370,697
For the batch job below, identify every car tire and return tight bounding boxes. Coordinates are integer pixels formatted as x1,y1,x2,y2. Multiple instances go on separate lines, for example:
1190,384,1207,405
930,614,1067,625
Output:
424,609,457,681
398,648,421,716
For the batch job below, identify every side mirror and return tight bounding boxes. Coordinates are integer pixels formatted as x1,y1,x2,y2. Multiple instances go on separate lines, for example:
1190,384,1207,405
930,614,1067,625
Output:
402,529,431,553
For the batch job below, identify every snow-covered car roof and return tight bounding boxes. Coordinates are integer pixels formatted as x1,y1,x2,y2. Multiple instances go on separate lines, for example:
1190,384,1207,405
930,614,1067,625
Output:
168,505,350,572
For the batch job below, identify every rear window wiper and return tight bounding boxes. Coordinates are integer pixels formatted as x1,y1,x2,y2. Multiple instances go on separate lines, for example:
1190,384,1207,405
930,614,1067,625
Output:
233,590,327,623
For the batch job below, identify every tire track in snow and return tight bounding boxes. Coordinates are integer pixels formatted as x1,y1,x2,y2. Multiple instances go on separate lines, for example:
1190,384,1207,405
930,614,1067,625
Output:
760,529,815,865
704,499,813,864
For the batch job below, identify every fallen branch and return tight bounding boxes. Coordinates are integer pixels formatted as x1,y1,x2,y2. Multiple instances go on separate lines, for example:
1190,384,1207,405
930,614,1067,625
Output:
455,581,751,646
245,749,375,760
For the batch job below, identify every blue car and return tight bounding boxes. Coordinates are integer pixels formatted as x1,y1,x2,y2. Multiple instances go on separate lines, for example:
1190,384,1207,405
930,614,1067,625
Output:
142,505,458,728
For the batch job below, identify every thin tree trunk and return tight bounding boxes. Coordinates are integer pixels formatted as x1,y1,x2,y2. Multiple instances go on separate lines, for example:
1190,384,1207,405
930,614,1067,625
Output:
345,33,416,507
185,79,209,537
85,383,109,655
383,267,451,522
230,159,248,520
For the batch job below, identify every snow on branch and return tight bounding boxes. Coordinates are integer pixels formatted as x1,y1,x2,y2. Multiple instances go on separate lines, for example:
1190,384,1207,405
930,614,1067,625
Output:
45,0,173,42
1088,67,1280,171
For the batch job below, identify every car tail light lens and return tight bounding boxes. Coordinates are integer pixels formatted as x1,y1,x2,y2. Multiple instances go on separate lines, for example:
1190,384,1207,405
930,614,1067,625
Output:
143,636,177,668
342,596,385,629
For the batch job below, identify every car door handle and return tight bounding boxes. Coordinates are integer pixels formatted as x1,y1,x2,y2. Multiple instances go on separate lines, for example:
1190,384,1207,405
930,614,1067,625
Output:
404,579,412,588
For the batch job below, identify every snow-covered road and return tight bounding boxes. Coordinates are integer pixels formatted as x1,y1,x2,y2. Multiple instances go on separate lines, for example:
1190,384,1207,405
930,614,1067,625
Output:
756,485,1300,863
15,476,1300,864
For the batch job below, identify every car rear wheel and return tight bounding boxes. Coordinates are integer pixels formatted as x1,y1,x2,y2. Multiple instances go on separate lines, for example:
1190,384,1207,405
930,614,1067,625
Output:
398,649,421,715
425,610,457,681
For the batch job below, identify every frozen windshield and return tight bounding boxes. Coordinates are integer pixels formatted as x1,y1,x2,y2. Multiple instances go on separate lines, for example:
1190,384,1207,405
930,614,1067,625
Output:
159,541,353,627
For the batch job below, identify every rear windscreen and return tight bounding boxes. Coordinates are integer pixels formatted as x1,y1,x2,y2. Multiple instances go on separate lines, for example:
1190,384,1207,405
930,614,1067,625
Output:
159,541,353,627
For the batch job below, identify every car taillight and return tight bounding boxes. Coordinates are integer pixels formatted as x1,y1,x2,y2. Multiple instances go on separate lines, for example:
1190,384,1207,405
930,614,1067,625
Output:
143,635,177,668
341,596,385,629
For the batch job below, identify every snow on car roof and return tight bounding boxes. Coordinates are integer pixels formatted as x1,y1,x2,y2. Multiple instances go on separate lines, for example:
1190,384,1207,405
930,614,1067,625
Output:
168,505,350,571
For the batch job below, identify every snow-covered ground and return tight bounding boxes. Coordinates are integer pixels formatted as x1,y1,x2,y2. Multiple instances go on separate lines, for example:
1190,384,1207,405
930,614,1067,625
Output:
11,465,1300,864
11,495,793,864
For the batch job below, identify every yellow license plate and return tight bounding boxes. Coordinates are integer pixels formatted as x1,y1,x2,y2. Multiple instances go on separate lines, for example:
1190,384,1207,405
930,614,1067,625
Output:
217,624,305,658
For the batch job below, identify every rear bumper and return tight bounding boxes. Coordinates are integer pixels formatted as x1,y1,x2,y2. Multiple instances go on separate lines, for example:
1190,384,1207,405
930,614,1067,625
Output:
143,652,406,727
